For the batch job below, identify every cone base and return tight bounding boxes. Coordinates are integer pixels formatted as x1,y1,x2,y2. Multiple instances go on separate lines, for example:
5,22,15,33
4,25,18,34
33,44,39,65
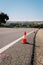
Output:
22,38,27,43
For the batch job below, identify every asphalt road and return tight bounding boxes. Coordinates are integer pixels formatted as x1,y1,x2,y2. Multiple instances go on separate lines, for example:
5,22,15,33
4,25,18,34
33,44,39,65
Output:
0,28,35,65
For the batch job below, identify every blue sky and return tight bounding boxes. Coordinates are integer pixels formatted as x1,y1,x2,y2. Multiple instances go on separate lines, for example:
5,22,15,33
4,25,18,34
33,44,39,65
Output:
0,0,43,21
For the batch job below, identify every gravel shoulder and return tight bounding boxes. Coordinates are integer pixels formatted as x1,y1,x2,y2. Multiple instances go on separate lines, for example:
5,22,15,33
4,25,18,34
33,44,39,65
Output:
34,29,43,65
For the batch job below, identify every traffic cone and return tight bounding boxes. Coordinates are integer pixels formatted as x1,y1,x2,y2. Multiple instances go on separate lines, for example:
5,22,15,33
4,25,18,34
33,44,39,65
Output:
22,31,27,43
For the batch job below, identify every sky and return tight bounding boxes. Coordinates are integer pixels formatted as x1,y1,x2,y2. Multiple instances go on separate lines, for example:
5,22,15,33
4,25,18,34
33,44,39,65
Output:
0,0,43,21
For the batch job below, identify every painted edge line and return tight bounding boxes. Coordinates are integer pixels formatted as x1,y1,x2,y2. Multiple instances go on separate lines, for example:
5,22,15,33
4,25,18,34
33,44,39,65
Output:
0,30,34,54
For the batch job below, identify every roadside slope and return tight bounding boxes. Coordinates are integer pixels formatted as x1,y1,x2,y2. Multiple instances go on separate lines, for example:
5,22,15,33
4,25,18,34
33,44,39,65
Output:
34,29,43,65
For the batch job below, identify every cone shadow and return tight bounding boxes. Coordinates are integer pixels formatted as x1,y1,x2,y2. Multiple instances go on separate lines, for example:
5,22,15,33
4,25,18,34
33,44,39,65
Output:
22,42,33,45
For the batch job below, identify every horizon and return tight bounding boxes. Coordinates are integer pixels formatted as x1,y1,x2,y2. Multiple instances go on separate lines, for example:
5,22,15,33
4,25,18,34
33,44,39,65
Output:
7,20,43,23
0,0,43,21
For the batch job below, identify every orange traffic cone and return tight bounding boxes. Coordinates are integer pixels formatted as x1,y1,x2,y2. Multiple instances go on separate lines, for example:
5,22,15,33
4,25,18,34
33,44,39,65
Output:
22,32,27,43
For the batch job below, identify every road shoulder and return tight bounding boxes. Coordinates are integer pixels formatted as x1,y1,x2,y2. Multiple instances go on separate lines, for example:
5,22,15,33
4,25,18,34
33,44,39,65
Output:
34,29,43,65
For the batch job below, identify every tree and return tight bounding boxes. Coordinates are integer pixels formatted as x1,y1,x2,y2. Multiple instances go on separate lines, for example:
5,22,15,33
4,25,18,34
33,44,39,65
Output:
0,12,9,25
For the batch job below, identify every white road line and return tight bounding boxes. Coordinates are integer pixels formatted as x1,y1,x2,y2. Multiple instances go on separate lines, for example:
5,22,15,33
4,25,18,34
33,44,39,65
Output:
0,30,34,54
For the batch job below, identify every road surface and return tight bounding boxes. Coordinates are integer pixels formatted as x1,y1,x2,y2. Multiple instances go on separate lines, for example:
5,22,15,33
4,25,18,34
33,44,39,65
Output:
0,28,35,65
